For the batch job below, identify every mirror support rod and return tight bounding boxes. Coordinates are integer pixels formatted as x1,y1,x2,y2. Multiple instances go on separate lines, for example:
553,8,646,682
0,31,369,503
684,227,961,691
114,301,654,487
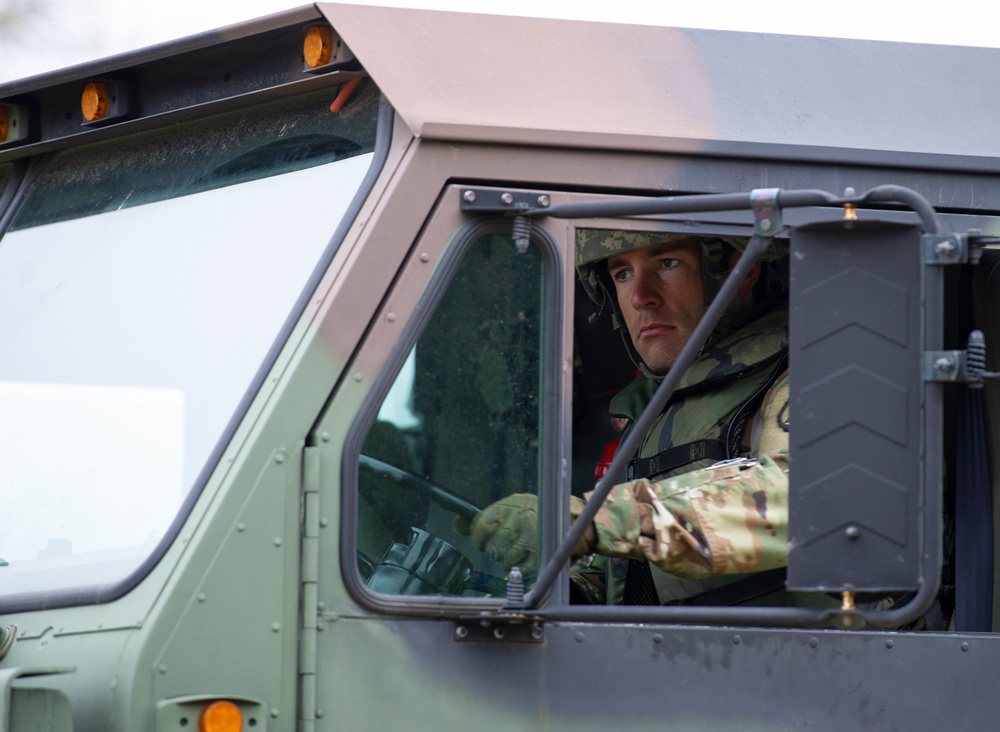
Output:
527,185,942,236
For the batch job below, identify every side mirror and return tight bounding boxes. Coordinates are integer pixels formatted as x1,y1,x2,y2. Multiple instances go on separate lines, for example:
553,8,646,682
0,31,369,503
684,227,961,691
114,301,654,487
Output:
787,220,941,595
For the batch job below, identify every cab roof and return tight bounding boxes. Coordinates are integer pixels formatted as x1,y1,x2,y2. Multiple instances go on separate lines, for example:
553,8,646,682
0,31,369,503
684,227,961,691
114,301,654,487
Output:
2,3,998,169
318,3,1000,166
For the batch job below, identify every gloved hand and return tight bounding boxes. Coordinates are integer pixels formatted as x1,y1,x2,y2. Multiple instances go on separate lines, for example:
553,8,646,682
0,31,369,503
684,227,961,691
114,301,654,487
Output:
466,493,539,574
460,493,598,574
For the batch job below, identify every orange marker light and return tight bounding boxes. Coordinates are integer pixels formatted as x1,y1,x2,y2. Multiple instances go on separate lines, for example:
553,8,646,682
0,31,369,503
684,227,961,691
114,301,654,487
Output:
198,700,243,732
0,107,8,143
304,26,334,68
81,82,110,122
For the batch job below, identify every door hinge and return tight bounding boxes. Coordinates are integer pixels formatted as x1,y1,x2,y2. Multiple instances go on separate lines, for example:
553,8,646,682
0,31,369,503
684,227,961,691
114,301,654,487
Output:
299,446,321,732
453,615,545,644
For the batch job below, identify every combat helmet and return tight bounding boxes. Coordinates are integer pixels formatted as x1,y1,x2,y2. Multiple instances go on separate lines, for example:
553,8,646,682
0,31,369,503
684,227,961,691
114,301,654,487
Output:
574,228,788,374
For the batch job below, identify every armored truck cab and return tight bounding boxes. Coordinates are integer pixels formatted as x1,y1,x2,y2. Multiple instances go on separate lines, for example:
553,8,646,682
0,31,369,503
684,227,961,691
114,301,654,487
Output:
0,4,998,730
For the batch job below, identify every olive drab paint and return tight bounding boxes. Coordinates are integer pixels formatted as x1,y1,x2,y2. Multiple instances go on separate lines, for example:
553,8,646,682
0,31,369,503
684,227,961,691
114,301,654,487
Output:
0,5,997,731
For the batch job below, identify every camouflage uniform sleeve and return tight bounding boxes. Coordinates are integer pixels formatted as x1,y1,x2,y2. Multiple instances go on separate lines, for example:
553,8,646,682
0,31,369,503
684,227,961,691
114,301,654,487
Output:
585,375,789,579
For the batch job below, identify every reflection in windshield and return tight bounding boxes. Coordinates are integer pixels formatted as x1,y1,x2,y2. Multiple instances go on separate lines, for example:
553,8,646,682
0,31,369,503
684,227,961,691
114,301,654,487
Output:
0,84,378,600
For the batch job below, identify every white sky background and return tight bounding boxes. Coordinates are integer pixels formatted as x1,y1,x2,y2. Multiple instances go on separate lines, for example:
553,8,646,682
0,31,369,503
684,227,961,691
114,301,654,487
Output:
3,0,1000,84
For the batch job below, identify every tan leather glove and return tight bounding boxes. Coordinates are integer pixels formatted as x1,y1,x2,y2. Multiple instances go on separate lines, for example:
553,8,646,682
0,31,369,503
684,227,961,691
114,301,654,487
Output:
463,494,598,574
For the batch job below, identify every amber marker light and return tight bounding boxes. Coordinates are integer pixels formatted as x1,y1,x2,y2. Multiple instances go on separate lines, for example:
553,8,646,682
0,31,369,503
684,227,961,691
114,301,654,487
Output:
304,25,334,68
0,107,8,143
81,82,110,122
198,700,243,732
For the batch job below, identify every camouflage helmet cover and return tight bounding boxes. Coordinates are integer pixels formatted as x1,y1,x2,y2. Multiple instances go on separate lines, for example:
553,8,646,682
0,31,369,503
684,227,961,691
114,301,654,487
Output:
574,228,788,306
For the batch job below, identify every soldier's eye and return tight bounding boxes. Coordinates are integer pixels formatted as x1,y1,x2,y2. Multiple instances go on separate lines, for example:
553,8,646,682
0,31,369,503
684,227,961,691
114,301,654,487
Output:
611,268,632,283
659,258,679,270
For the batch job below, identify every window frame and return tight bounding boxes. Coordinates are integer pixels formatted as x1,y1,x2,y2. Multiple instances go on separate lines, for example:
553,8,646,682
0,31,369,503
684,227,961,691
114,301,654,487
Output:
0,89,394,615
339,214,566,615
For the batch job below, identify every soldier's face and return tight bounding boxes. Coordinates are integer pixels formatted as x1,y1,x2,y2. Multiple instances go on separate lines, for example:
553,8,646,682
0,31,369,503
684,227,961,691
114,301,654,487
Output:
607,238,707,374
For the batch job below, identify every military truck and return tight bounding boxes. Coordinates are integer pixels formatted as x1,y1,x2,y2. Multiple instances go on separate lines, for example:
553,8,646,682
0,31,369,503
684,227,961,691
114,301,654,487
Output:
1,4,998,730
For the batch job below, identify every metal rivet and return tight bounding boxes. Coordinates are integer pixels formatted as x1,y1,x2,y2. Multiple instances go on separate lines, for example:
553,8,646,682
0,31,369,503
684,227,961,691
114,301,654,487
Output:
319,517,329,527
537,195,550,207
575,631,585,643
354,372,363,382
732,635,742,645
420,252,430,262
197,593,207,603
236,522,246,532
885,639,894,649
500,192,514,205
454,626,469,640
274,537,283,547
808,637,819,648
387,312,396,323
271,622,281,633
270,709,280,719
961,642,970,652
158,664,168,674
530,626,543,640
320,432,331,442
463,190,476,203
316,710,325,719
652,634,663,644
275,452,286,464
845,525,860,540
493,627,506,640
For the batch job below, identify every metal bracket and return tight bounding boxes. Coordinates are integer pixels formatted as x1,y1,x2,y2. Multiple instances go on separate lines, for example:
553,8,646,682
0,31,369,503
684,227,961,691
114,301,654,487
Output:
750,188,782,237
453,615,544,644
923,350,967,382
924,331,1000,386
460,188,551,213
923,231,1000,266
923,233,969,265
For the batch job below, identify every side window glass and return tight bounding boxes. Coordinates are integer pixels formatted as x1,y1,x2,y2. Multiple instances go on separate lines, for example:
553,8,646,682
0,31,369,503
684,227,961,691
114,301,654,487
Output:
355,231,545,598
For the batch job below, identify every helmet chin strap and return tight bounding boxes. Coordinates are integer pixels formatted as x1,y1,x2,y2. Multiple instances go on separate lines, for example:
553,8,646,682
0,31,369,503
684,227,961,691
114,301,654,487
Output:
611,309,656,378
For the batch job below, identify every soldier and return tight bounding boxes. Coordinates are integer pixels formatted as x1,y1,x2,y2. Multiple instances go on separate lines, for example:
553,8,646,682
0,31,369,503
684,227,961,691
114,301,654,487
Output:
468,230,791,605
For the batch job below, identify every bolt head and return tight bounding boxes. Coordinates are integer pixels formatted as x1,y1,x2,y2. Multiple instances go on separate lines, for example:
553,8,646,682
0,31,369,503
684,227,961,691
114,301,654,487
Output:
463,190,476,203
934,356,956,374
500,192,514,205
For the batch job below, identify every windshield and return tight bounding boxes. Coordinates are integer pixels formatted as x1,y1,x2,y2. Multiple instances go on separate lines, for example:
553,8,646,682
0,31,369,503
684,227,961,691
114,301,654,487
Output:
0,81,379,601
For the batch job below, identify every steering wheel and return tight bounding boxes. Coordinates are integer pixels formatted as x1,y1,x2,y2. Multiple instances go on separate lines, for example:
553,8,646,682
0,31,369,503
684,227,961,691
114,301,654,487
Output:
359,454,506,596
358,453,481,522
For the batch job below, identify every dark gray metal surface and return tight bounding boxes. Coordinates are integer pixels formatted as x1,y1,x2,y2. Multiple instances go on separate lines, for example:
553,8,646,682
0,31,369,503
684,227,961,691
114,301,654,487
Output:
323,616,998,731
788,221,931,592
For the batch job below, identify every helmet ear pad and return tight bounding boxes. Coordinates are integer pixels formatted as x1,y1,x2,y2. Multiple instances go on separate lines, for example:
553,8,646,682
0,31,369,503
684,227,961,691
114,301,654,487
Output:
700,237,731,304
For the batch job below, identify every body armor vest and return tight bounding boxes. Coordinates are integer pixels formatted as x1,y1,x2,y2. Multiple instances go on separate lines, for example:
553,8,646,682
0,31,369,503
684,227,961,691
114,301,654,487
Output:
606,307,788,605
